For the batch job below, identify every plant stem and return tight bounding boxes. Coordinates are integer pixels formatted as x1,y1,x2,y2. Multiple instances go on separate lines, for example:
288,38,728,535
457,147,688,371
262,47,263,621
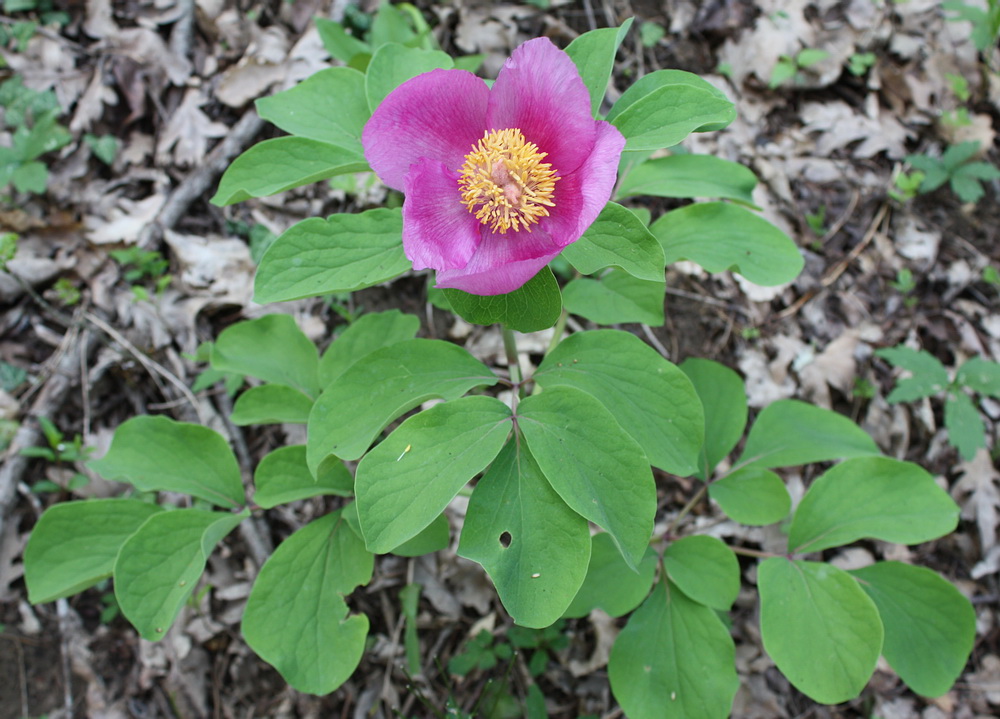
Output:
545,308,569,355
665,482,708,537
501,325,524,399
729,545,781,559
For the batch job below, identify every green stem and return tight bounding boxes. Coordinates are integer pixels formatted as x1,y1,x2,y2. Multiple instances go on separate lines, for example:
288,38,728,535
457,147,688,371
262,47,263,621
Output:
501,325,524,399
545,308,569,355
665,482,708,537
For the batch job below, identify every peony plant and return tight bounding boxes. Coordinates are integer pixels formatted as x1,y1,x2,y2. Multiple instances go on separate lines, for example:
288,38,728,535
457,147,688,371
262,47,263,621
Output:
23,9,974,718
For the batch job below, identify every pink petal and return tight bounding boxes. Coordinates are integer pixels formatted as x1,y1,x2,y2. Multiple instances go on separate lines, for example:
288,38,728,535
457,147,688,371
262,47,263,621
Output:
486,38,597,177
362,69,489,191
541,121,626,246
402,161,483,271
434,226,563,295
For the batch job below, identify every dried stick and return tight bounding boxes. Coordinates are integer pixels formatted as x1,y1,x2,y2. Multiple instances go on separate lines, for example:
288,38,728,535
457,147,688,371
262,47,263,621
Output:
0,330,96,541
138,109,265,249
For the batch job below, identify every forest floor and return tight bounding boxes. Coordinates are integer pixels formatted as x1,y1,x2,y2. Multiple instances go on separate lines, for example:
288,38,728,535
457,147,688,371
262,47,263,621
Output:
1,0,999,717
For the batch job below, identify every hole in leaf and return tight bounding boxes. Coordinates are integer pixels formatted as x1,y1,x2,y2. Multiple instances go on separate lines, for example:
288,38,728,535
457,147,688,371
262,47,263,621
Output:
499,531,512,548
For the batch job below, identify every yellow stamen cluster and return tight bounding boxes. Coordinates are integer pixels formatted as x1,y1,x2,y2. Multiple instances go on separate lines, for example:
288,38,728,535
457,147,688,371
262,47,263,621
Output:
457,128,559,234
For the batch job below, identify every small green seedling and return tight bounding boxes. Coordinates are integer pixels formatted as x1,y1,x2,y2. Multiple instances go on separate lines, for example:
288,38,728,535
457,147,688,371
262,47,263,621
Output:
770,48,830,88
889,169,926,203
109,247,172,298
20,416,92,492
889,268,918,308
805,206,827,235
0,77,71,194
905,141,1000,204
639,21,666,48
943,0,1000,55
448,629,514,676
877,346,1000,460
847,52,876,76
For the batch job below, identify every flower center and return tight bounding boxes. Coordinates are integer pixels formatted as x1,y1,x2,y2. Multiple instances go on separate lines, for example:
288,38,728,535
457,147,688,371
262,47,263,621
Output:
457,128,559,234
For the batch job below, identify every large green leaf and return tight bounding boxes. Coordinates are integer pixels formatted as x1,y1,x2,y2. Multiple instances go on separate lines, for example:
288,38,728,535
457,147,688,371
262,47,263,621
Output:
254,208,409,303
651,202,803,286
442,267,563,333
459,438,590,628
230,385,313,425
211,137,368,206
319,310,420,387
211,314,320,397
308,338,497,468
737,399,880,469
789,457,959,554
565,19,634,116
709,466,790,526
89,416,245,508
365,43,454,112
518,385,655,569
562,270,665,326
562,533,658,619
679,357,747,479
617,155,758,206
876,346,949,403
255,67,369,152
355,396,511,553
758,558,883,704
560,202,666,281
253,445,353,509
606,70,735,151
25,499,163,603
664,535,739,611
851,562,974,698
315,17,370,66
243,510,372,695
536,330,703,476
609,579,739,719
115,508,248,640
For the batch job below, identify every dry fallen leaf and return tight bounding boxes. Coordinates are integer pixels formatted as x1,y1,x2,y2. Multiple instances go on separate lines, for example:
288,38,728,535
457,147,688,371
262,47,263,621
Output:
952,449,1000,554
156,89,229,166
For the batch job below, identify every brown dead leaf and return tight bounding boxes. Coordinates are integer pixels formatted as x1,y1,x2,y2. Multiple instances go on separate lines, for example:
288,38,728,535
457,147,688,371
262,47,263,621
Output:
162,230,254,304
156,89,229,166
86,193,166,245
214,26,290,108
568,609,618,677
952,449,1000,554
801,100,913,159
69,64,119,133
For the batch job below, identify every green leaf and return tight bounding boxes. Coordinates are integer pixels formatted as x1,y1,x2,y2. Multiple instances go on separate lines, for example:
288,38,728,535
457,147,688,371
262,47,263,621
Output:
606,70,736,150
458,438,591,628
389,512,450,557
243,510,372,695
442,266,563,333
956,356,1000,399
560,202,666,281
875,346,949,402
789,457,959,553
210,137,368,206
564,19,634,116
616,155,759,207
758,558,883,704
738,399,880,469
12,161,47,193
365,43,454,112
254,208,409,303
518,385,656,569
230,385,314,425
796,48,830,67
89,416,245,508
650,202,803,286
308,338,497,468
212,314,320,397
319,310,420,387
253,445,353,509
315,18,370,65
709,467,791,526
536,330,703,476
355,396,511,553
562,533,658,618
850,562,974,698
609,579,739,719
664,535,739,611
255,68,369,152
25,499,163,603
115,508,247,640
563,270,665,326
680,358,747,478
945,391,986,461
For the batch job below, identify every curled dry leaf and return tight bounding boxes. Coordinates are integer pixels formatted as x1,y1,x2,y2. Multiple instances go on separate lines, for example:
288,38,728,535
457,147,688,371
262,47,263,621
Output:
156,89,229,166
952,449,1000,554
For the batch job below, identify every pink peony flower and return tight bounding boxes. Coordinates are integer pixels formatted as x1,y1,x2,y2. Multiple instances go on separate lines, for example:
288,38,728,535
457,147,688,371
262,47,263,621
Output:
362,38,626,296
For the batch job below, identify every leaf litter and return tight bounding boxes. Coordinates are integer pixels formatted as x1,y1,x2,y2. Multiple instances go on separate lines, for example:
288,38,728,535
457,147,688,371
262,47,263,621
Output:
0,0,998,717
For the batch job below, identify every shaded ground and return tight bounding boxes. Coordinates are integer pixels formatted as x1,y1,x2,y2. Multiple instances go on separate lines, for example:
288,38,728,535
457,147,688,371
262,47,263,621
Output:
1,0,999,717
